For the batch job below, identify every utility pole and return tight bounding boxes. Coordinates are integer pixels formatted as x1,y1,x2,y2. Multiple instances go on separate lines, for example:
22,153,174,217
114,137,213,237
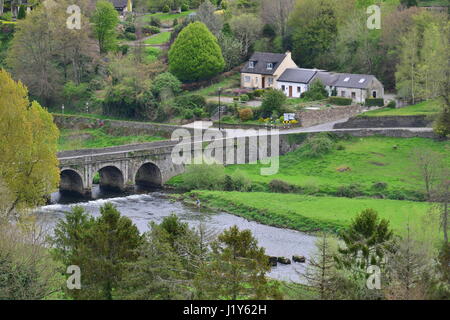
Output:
218,87,222,131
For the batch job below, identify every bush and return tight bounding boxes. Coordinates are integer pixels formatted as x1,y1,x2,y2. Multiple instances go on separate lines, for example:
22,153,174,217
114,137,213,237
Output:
180,163,225,191
433,107,450,138
152,72,182,98
162,5,170,12
336,184,362,198
181,3,189,11
124,23,136,33
269,179,293,193
169,22,225,82
174,95,207,110
17,6,26,19
386,100,396,109
193,107,204,118
365,98,384,107
261,89,286,118
150,17,161,27
240,94,249,102
143,25,160,34
301,133,335,158
372,182,388,191
124,32,137,41
303,80,328,101
238,108,254,121
183,109,194,119
253,89,265,98
328,96,352,106
226,170,252,192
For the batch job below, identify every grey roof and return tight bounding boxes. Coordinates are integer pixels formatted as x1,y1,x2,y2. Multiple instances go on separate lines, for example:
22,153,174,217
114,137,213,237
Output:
241,52,287,75
308,72,376,89
112,0,128,8
278,68,319,84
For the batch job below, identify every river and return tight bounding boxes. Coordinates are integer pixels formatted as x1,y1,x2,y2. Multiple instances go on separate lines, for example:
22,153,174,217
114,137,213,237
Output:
36,189,318,283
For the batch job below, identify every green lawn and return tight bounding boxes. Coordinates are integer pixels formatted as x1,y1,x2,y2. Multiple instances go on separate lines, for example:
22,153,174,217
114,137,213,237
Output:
192,73,241,96
58,128,165,151
361,99,441,117
144,32,171,45
145,46,161,63
222,136,450,201
189,191,435,237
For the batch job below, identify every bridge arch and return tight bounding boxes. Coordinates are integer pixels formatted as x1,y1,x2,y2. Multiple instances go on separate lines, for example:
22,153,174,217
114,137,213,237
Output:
135,162,162,188
60,169,84,195
96,165,125,191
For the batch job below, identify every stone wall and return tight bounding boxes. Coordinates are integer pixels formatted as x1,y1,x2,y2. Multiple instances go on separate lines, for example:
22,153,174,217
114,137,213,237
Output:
333,115,434,129
296,105,362,128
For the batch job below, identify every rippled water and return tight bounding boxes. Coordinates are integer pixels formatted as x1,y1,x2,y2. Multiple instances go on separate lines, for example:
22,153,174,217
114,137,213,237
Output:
37,192,317,283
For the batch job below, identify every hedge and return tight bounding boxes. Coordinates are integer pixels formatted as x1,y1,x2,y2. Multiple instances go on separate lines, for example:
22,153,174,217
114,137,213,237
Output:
365,98,384,107
328,96,353,106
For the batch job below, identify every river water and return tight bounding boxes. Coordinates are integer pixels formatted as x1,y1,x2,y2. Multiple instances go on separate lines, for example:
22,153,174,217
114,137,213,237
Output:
36,190,317,283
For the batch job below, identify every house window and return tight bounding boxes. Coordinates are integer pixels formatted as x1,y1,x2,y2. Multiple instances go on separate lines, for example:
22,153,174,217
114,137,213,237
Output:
268,77,274,85
244,76,251,82
249,61,255,68
341,91,345,97
351,92,356,99
281,85,286,91
297,87,301,93
267,63,273,70
372,91,377,98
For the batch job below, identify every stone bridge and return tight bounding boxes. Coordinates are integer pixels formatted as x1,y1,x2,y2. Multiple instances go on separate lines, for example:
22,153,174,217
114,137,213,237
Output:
58,140,185,196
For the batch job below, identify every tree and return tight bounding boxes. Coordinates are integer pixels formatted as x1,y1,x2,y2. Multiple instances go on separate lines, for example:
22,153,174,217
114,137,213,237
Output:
218,33,244,71
17,5,25,19
91,0,120,54
288,0,338,68
169,21,225,82
336,209,394,276
195,0,223,37
261,0,294,38
303,233,337,300
51,203,142,300
229,14,262,57
260,88,286,118
0,69,59,215
400,0,418,8
412,147,445,201
303,79,328,101
195,226,281,299
151,72,182,100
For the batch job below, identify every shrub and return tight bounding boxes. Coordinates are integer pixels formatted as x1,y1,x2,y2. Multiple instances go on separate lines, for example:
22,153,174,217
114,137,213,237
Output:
17,6,26,19
124,32,137,41
181,3,189,11
143,25,160,34
365,98,384,107
169,22,225,82
253,89,265,98
180,163,225,191
150,17,161,27
162,5,170,12
328,96,352,106
433,107,450,138
230,170,252,192
372,182,388,191
240,94,249,102
238,108,254,121
174,95,207,110
124,23,136,33
386,100,396,109
261,89,286,118
152,72,182,98
193,107,204,118
269,179,293,193
183,109,194,119
336,184,362,198
301,133,335,158
303,80,328,101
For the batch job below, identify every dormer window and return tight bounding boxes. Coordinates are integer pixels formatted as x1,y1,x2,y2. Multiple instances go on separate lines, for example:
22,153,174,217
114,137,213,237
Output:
249,61,255,68
267,63,273,70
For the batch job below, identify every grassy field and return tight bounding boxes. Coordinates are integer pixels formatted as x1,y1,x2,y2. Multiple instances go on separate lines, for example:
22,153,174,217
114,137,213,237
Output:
361,100,441,117
58,128,165,151
221,136,450,200
144,32,171,45
188,191,435,236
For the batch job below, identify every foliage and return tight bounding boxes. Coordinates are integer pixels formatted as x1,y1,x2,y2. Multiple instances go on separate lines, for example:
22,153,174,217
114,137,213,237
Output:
433,105,450,138
151,72,182,99
0,69,59,213
238,108,254,121
17,6,26,20
365,98,385,107
261,89,286,118
91,0,120,54
179,163,226,191
218,33,244,71
51,204,142,300
336,209,394,275
195,226,281,299
303,80,328,101
301,133,335,158
169,21,225,82
328,96,352,106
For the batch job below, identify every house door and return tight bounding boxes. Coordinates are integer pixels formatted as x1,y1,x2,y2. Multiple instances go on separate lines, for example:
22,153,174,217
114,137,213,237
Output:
289,86,293,97
262,77,265,89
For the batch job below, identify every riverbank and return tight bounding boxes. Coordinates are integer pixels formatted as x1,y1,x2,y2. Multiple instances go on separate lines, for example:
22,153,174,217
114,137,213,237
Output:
180,191,436,238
